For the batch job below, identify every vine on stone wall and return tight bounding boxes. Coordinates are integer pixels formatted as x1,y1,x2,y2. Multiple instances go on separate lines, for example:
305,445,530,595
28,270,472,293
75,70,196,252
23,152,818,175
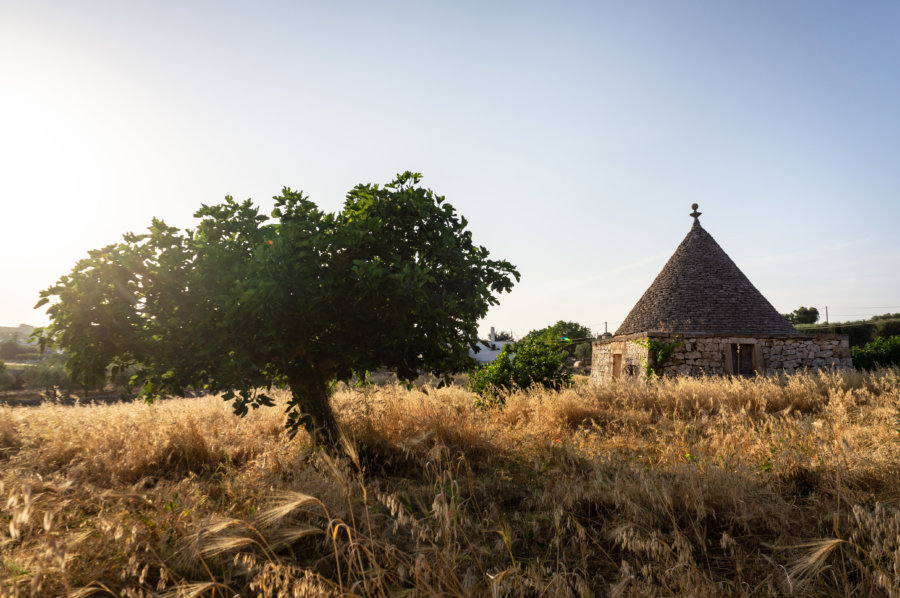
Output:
631,337,685,381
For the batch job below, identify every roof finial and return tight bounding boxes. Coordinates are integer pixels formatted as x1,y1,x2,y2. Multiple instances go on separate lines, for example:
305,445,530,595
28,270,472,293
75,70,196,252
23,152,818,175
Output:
690,203,702,224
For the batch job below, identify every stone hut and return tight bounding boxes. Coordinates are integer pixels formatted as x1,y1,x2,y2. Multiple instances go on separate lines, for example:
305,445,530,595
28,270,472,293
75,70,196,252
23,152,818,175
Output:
591,205,852,382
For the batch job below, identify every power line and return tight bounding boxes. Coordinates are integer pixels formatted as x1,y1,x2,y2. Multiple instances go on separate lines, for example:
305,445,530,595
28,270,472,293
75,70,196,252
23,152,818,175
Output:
795,321,891,330
828,315,895,319
826,306,900,310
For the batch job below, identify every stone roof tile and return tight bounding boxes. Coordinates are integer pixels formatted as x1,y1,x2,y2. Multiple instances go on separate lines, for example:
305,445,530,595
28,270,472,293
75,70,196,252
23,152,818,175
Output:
616,211,797,336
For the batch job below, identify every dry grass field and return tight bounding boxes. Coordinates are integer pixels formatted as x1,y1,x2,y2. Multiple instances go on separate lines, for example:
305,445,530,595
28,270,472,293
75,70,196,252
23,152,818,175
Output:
1,370,899,597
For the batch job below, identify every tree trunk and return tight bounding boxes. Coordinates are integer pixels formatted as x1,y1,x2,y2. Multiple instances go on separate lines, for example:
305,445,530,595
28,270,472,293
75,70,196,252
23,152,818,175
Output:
286,369,340,445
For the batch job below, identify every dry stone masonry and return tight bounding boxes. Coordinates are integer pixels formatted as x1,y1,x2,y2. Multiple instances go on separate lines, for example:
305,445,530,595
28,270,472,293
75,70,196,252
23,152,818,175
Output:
592,332,852,382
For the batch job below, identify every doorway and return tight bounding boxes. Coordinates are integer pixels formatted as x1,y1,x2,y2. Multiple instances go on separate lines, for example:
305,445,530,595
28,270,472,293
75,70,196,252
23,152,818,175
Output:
730,343,756,376
612,354,622,379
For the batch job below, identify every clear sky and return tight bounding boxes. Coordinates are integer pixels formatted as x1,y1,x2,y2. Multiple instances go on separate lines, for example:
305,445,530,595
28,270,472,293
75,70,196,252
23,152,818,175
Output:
2,1,899,339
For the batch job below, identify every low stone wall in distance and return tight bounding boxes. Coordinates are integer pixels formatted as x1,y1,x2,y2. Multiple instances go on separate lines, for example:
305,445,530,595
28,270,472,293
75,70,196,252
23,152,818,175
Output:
591,332,852,383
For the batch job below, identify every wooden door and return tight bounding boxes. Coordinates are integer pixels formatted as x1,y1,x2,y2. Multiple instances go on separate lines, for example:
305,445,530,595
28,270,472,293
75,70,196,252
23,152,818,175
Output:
730,344,755,376
613,354,622,379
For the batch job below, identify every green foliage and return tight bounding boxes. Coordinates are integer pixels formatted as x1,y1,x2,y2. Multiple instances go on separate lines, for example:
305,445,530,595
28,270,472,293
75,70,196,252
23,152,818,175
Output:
574,342,592,361
520,321,593,357
874,318,900,338
0,340,39,362
851,336,900,371
871,313,900,321
0,341,17,360
0,360,15,391
34,172,518,443
492,330,514,341
21,355,74,395
783,306,819,325
110,363,140,396
797,313,900,348
468,339,572,404
632,336,685,380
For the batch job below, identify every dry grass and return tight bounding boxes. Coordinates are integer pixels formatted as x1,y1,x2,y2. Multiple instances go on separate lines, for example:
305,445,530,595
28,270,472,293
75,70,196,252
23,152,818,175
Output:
0,370,899,596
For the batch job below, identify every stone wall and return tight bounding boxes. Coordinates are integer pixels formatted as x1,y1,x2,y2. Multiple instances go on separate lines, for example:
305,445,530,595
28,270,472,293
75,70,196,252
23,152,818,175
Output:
591,338,648,380
757,336,852,374
591,332,852,383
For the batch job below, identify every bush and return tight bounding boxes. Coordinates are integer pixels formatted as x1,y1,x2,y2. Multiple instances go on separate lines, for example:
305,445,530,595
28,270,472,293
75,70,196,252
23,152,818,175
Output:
0,340,39,361
0,360,16,390
874,319,900,338
574,342,592,361
0,341,18,360
871,312,900,321
22,355,74,396
851,335,900,370
798,314,900,348
468,339,572,404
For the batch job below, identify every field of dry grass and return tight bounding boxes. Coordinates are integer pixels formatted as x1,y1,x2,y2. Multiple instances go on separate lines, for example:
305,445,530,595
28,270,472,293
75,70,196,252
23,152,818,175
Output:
1,370,899,597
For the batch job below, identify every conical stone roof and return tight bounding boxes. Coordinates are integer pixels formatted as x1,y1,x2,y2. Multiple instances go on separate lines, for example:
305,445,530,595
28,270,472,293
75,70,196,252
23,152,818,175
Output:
616,206,797,336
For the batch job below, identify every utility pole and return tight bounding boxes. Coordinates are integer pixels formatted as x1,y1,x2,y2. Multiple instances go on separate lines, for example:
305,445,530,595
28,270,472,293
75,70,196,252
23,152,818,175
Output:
825,306,829,324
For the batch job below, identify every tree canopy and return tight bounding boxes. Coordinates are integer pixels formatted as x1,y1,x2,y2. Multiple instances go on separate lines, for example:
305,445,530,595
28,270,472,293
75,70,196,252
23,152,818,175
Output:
35,172,519,442
783,306,819,325
520,320,594,356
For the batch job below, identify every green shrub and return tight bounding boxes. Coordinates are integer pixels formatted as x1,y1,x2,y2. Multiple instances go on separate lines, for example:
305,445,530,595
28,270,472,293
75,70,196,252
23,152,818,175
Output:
797,314,900,348
0,360,16,391
871,313,900,321
468,339,572,405
851,335,900,370
0,340,39,361
574,342,592,361
22,355,74,395
0,341,18,360
874,319,900,339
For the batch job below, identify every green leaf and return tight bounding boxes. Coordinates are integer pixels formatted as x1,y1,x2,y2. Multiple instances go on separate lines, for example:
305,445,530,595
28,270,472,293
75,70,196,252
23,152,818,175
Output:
35,172,518,445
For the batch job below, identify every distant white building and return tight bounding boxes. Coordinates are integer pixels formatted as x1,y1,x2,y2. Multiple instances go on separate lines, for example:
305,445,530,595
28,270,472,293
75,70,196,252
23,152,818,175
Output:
469,327,513,365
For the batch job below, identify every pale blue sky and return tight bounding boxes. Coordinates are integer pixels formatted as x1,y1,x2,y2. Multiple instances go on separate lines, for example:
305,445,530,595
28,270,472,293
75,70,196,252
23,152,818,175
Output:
2,1,899,338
